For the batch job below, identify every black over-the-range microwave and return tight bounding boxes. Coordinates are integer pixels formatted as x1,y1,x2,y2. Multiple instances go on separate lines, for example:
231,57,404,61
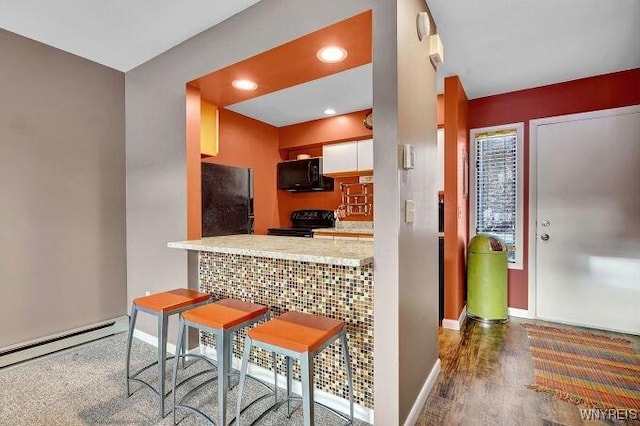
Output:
277,157,334,192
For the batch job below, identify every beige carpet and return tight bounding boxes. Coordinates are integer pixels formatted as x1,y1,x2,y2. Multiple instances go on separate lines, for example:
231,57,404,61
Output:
0,333,364,425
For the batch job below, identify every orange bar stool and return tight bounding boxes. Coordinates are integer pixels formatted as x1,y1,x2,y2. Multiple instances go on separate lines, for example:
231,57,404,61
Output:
171,299,270,426
235,311,354,426
125,288,211,418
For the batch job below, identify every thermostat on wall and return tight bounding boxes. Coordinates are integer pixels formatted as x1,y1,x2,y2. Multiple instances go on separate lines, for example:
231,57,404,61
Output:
429,34,444,69
405,199,415,223
402,144,415,169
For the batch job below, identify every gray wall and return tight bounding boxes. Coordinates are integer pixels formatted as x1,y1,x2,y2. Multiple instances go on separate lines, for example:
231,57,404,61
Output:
397,0,439,419
371,1,402,423
124,0,438,422
373,1,440,422
0,30,126,349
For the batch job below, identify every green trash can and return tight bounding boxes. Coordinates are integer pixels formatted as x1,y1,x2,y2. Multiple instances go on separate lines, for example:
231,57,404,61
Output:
467,234,508,323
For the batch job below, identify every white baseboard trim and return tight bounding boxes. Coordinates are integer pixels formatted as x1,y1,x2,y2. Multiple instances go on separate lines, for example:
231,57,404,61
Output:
441,305,467,330
199,345,374,424
508,307,533,319
403,358,441,426
1,316,129,369
132,329,184,355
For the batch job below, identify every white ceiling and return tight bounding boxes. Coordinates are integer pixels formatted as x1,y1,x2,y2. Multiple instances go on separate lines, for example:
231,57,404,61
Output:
2,1,637,102
0,0,261,71
226,64,373,127
427,0,640,99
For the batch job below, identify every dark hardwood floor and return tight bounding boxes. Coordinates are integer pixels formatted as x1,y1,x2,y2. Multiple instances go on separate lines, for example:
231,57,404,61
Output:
416,318,640,426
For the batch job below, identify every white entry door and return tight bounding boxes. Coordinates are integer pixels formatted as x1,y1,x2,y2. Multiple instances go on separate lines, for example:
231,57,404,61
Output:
534,106,640,335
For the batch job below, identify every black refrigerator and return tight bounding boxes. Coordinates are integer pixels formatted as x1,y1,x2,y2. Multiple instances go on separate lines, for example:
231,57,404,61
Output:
201,163,254,237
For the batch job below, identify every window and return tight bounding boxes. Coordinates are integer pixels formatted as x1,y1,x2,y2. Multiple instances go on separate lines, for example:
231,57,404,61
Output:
470,123,524,269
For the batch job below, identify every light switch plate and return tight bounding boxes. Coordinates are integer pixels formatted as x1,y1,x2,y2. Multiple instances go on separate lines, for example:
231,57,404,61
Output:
405,199,415,223
402,144,415,169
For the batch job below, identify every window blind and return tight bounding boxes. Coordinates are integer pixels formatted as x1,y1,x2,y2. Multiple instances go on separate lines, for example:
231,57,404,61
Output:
475,130,518,262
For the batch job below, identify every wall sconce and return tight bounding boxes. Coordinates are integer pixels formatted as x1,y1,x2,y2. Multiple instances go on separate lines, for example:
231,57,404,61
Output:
416,12,432,41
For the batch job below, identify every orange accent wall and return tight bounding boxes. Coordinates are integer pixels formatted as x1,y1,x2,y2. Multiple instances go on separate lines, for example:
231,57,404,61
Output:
278,176,372,225
187,88,282,238
443,76,469,321
191,11,372,107
285,145,323,160
278,110,372,149
188,93,374,237
278,113,374,223
204,109,282,235
468,68,640,309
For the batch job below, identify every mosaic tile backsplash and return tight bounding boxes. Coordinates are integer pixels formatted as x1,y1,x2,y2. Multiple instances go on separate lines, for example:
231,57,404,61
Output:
199,251,374,409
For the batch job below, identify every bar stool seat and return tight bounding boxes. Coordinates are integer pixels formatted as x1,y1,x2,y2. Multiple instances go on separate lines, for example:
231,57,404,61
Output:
248,312,344,353
134,289,211,313
236,311,354,426
172,299,270,426
125,288,211,418
183,299,268,330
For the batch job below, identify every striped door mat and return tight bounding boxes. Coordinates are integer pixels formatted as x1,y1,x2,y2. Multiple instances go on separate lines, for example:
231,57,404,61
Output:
523,323,640,411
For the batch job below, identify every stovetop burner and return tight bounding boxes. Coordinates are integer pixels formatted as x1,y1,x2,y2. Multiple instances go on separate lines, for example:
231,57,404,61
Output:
267,209,335,238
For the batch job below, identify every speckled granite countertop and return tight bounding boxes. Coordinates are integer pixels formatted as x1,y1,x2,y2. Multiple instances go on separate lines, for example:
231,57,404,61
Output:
312,227,374,235
314,221,374,235
168,234,373,267
336,221,373,229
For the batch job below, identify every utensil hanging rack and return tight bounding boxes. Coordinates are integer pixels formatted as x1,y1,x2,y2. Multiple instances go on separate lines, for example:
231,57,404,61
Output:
338,183,373,217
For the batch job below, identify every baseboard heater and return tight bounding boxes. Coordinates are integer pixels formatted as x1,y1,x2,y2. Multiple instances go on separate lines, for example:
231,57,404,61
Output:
0,316,128,368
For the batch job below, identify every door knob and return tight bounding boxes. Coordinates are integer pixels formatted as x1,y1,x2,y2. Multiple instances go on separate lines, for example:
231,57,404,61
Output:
540,233,550,241
541,220,550,227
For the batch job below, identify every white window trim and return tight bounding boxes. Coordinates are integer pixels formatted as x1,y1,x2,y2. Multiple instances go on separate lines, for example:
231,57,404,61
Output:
470,122,524,270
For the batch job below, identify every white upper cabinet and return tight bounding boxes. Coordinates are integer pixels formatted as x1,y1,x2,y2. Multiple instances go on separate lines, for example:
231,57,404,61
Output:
356,139,373,171
322,139,373,175
322,141,358,174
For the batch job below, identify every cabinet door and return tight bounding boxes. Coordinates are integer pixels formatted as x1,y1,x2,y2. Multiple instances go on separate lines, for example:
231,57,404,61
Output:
357,139,373,171
201,101,219,157
322,142,358,174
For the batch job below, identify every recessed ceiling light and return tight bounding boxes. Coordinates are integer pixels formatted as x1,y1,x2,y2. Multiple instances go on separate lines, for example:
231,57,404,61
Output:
317,46,348,63
232,79,258,91
324,108,336,115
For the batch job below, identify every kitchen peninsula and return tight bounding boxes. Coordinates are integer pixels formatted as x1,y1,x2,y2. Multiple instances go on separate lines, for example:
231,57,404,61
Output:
167,235,374,412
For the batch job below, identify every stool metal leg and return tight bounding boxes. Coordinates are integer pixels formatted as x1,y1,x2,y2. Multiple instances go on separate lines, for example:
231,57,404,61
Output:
235,336,252,426
172,317,186,425
158,313,169,418
181,323,187,369
286,356,293,418
228,334,234,390
125,304,138,397
341,330,354,423
216,330,231,426
300,352,314,426
272,352,278,404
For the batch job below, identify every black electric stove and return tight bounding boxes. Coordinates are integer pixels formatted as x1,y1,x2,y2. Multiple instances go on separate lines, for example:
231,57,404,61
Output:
267,209,335,238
